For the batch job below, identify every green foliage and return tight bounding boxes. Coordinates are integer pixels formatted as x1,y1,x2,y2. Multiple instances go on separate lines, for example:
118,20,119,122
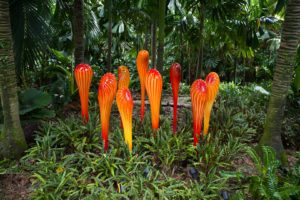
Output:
18,88,55,120
17,109,249,199
294,66,300,90
247,146,300,199
44,49,76,107
210,83,268,141
1,81,299,198
9,0,53,79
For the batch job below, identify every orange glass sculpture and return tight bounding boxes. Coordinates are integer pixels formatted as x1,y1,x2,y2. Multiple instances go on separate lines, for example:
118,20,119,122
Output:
98,73,117,151
191,79,207,146
203,72,220,136
116,88,133,152
136,50,149,121
145,69,163,130
118,65,130,128
74,63,93,124
170,63,181,134
118,65,130,89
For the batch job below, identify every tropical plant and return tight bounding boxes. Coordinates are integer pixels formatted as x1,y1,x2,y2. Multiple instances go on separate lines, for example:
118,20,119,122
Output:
259,0,300,160
247,146,300,199
9,0,53,81
0,0,27,158
18,88,55,120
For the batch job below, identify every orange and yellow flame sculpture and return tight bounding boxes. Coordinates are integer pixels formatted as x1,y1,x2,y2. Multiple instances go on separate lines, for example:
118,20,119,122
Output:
191,79,207,146
203,72,220,136
74,63,93,124
116,88,133,152
145,69,163,131
98,73,117,151
136,50,149,121
118,65,130,128
118,65,130,89
170,63,181,134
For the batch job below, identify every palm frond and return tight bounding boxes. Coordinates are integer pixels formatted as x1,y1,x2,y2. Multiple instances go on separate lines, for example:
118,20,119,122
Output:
10,0,53,79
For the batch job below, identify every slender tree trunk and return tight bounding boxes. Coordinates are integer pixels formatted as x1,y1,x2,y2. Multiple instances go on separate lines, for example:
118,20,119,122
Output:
188,46,191,84
0,0,27,159
151,21,157,68
180,29,184,83
157,0,166,71
144,25,151,50
196,4,205,79
107,0,112,71
259,0,300,161
73,0,84,66
234,59,237,83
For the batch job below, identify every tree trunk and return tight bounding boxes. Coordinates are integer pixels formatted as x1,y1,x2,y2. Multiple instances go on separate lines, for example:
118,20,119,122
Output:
151,21,157,68
156,0,166,71
143,25,151,51
73,0,84,66
196,3,205,79
107,0,112,71
259,0,300,161
0,0,27,159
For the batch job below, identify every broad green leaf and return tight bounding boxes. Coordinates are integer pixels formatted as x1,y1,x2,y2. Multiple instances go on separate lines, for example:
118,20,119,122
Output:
168,0,175,14
294,66,300,90
19,88,52,115
119,21,125,33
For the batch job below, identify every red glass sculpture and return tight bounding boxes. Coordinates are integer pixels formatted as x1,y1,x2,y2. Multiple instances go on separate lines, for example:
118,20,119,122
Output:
145,69,163,131
98,73,117,151
118,65,130,89
203,72,220,136
170,63,181,134
191,79,207,145
116,88,133,152
74,63,93,124
136,50,149,121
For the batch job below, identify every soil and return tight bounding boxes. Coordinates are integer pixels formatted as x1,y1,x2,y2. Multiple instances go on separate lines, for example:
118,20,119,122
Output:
0,174,31,200
22,122,39,145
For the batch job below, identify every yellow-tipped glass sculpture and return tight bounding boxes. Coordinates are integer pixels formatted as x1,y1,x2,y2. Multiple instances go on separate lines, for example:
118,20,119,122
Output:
116,88,133,152
145,69,163,131
203,72,220,136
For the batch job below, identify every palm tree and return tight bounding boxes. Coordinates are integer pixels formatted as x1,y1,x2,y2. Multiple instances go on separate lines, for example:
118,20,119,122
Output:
105,0,113,71
259,0,300,160
9,0,52,82
73,0,85,66
0,0,27,158
157,0,166,71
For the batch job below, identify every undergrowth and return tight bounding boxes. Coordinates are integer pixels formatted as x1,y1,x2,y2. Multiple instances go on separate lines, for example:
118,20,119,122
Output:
1,83,299,199
11,111,247,199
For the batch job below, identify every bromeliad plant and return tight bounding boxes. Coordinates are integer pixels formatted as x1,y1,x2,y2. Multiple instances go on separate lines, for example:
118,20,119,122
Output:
191,79,207,146
116,88,134,152
74,63,93,124
98,73,117,151
203,72,220,136
145,69,163,131
136,50,149,122
118,65,130,89
170,63,181,134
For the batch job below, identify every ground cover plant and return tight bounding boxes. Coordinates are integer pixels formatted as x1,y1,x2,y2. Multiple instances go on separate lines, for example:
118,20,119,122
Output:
1,83,299,199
